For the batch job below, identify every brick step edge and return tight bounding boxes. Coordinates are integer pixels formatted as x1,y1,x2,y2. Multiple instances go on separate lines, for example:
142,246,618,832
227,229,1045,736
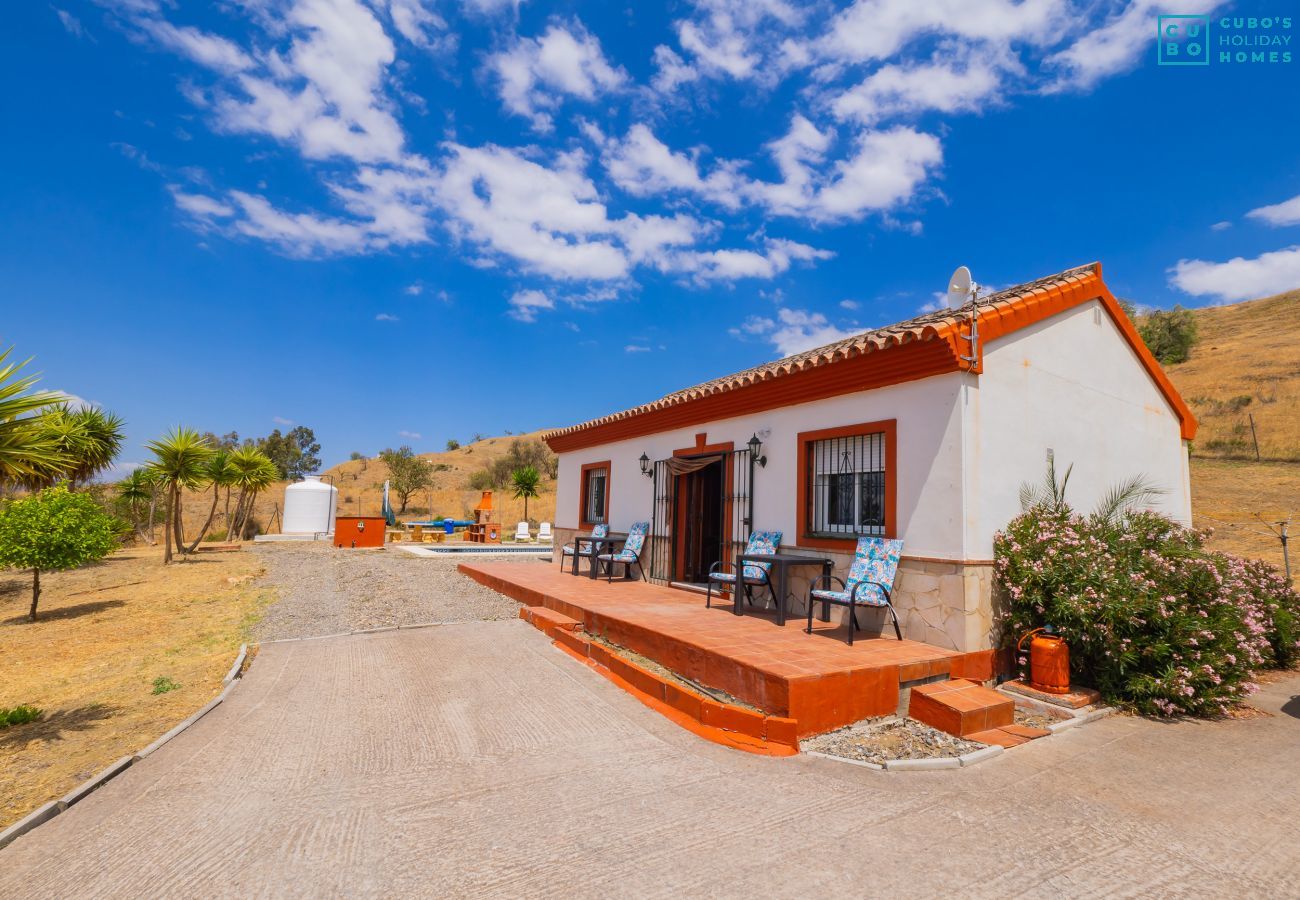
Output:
520,612,799,756
0,644,251,852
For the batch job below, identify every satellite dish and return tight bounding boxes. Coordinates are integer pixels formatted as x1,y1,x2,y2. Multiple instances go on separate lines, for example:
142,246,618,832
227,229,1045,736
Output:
947,265,974,310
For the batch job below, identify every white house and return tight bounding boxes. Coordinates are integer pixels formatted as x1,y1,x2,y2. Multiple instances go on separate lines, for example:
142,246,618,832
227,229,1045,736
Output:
544,264,1196,654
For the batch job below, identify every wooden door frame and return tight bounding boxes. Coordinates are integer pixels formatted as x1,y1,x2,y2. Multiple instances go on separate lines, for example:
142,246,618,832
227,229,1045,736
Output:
671,434,734,583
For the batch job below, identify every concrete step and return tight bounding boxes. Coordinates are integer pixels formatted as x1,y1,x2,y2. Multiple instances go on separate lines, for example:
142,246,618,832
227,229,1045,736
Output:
909,678,1015,738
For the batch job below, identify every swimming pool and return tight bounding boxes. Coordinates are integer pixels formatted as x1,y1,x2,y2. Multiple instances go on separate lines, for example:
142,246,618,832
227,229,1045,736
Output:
397,543,553,556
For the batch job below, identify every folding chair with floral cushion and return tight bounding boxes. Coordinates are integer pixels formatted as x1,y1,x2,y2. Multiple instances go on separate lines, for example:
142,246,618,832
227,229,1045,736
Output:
705,530,782,610
560,522,608,574
597,521,650,581
806,536,904,645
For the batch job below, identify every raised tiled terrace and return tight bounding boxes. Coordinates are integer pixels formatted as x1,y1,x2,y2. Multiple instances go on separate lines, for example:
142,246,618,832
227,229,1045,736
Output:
459,562,997,737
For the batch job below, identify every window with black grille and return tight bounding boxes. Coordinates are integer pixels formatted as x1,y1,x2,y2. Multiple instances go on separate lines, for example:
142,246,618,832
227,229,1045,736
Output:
582,466,608,525
806,432,886,537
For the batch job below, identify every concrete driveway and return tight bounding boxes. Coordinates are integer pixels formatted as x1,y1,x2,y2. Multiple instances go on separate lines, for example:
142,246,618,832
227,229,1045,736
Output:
2,621,1298,898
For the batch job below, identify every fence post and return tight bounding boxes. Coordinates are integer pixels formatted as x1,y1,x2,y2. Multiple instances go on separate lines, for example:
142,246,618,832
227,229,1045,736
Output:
1248,413,1261,461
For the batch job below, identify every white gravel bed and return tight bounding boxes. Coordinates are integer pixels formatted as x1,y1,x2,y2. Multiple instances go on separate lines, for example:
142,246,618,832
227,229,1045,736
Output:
802,716,985,766
251,543,536,640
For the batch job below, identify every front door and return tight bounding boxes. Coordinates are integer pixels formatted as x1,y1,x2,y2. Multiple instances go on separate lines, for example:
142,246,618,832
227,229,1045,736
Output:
676,458,724,583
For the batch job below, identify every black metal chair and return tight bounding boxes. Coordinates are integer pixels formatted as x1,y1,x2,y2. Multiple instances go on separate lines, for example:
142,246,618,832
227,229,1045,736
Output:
704,530,782,610
559,523,608,574
806,537,904,645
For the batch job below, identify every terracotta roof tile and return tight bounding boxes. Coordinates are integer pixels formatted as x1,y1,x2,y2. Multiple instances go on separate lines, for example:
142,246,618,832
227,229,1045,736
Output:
544,263,1101,442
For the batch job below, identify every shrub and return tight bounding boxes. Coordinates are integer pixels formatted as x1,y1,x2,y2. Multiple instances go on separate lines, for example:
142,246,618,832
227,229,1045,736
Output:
151,676,181,695
1138,306,1199,365
0,705,42,727
996,506,1299,716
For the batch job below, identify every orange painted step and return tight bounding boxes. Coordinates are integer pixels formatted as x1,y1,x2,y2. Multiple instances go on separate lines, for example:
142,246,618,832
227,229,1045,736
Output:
967,724,1051,748
909,678,1015,738
519,606,583,636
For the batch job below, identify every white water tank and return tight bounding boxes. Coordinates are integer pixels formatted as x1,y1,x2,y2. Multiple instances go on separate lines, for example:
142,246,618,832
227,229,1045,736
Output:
282,476,338,535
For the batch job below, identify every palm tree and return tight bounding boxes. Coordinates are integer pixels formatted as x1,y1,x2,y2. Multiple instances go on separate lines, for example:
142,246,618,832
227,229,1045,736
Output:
227,446,279,540
511,466,541,524
187,449,238,551
30,404,126,488
145,428,213,564
118,468,155,544
0,348,67,486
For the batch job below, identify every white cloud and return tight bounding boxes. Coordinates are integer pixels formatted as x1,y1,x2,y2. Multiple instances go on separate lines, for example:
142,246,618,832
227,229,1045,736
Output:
398,429,422,439
918,292,946,313
1247,193,1300,228
624,344,651,353
273,416,296,425
169,185,235,218
142,20,254,73
668,238,833,283
594,119,942,224
375,312,399,321
839,299,859,310
404,282,423,295
817,0,1063,66
830,49,1009,125
735,307,861,356
660,0,808,88
386,0,453,52
1048,0,1222,91
488,22,625,132
1210,220,1232,231
507,289,555,322
54,8,86,39
1169,246,1300,303
436,143,628,280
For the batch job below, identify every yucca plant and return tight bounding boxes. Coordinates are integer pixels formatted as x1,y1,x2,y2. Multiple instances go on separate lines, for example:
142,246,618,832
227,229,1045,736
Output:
187,449,238,551
227,446,279,541
0,348,68,486
32,404,125,487
117,467,156,543
145,428,213,564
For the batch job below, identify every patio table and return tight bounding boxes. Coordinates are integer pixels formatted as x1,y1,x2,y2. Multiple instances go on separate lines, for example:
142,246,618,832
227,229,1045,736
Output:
734,552,833,626
571,533,626,579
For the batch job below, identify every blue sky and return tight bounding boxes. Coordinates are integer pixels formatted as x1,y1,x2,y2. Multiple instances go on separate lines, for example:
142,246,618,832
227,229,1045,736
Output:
3,1,1298,471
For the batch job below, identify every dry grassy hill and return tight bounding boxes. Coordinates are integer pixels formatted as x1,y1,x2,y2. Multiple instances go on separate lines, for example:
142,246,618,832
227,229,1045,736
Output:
1159,288,1300,580
322,431,557,526
169,431,557,541
1167,287,1300,461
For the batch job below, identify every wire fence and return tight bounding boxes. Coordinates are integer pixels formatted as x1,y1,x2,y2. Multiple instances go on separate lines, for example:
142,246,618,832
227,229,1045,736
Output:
1193,510,1293,584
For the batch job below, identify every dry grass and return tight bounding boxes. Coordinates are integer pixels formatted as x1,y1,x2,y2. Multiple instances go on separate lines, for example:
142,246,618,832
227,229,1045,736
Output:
1189,458,1297,584
0,547,270,828
1167,288,1300,461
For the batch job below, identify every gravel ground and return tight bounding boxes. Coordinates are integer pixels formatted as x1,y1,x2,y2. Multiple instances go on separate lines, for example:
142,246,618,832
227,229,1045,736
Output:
803,716,985,765
251,543,536,640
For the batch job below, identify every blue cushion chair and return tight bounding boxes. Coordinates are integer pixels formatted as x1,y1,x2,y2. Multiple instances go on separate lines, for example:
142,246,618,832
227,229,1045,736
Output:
806,537,904,644
596,522,649,581
560,523,608,574
705,530,781,611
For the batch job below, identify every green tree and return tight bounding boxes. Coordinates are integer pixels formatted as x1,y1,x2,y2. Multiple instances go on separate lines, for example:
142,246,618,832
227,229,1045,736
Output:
511,466,541,523
0,348,66,486
0,485,121,620
1138,306,1199,365
445,439,460,451
258,426,321,480
379,446,432,513
145,428,213,564
226,446,280,540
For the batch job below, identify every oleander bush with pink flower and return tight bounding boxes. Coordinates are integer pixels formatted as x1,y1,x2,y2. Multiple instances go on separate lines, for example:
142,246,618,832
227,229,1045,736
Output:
995,480,1300,717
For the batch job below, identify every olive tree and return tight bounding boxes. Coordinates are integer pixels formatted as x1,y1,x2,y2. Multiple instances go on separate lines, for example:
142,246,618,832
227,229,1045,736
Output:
0,485,121,620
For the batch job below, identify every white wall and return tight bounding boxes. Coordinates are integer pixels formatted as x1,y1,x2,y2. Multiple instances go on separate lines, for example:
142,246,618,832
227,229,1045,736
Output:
555,372,968,559
967,299,1192,557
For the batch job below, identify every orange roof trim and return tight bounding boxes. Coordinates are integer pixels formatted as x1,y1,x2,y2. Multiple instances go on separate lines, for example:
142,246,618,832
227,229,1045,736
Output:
545,263,1197,452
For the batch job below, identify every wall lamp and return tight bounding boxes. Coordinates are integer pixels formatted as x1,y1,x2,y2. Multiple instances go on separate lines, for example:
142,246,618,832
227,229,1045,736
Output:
747,433,767,468
639,452,652,476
